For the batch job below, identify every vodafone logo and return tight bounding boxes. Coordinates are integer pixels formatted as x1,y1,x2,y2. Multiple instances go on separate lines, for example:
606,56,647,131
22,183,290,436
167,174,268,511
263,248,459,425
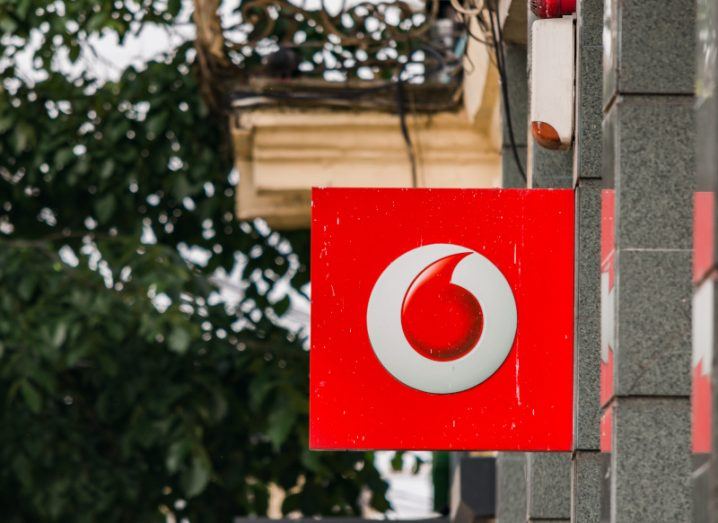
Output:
366,243,518,394
311,188,575,450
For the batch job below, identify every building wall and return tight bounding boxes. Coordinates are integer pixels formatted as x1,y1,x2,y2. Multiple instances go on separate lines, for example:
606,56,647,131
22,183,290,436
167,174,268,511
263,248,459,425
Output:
696,1,718,520
497,0,701,521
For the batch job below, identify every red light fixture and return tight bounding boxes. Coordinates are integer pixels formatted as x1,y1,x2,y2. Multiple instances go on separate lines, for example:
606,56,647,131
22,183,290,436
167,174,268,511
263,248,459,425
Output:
530,0,576,18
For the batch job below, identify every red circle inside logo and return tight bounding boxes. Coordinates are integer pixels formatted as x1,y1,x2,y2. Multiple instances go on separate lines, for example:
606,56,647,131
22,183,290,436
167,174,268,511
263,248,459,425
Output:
400,252,484,361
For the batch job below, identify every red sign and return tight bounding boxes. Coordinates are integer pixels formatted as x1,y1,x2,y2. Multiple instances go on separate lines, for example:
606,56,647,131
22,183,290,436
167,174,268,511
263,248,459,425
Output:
599,189,615,452
310,188,574,451
692,192,714,453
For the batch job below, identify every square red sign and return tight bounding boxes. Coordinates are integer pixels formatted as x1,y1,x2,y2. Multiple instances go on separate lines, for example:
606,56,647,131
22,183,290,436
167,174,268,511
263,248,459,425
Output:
310,188,574,451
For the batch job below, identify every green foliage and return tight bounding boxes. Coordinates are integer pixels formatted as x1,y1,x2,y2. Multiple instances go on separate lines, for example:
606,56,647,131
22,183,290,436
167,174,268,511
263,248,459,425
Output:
0,1,388,521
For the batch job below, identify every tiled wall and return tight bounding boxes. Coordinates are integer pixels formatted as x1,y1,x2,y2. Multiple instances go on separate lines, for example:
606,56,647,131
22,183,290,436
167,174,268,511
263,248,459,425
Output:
498,1,702,520
600,0,695,520
692,1,717,520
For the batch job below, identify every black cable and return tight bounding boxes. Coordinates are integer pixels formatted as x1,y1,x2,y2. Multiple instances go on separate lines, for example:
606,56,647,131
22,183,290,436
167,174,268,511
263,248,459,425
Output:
464,15,493,46
488,4,527,183
396,64,418,186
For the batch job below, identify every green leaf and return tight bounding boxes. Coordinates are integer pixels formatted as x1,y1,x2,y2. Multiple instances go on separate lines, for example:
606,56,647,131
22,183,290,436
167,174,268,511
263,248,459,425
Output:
0,17,18,34
171,174,192,200
300,448,323,473
181,455,211,498
17,275,36,300
54,147,74,170
266,402,297,450
86,13,108,32
107,120,130,142
12,122,35,153
99,158,115,179
272,295,291,317
146,112,168,137
249,375,276,410
168,0,182,16
94,193,116,224
68,44,81,62
390,452,404,472
16,0,32,18
0,115,14,134
168,326,191,354
20,381,42,414
51,322,68,349
166,440,189,473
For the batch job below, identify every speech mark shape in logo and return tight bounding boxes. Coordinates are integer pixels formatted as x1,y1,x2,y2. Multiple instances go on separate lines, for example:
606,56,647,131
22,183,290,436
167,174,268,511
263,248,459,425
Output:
366,243,517,394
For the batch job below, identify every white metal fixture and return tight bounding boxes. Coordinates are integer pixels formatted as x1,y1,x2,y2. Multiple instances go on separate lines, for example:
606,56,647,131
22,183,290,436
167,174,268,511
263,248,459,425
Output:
530,16,575,150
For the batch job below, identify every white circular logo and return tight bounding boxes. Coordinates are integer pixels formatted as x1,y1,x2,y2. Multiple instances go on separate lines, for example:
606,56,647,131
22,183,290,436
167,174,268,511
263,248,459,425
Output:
366,243,517,394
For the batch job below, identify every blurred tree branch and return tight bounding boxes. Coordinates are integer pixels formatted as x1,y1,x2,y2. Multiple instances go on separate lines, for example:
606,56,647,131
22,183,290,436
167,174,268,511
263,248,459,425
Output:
0,1,389,521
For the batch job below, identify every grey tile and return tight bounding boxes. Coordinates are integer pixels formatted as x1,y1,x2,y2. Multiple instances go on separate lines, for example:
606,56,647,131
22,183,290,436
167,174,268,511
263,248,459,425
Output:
712,278,718,494
697,0,718,108
691,455,710,523
695,94,718,272
614,249,692,397
527,453,571,519
614,96,695,250
599,448,611,522
527,5,538,63
528,143,573,189
502,145,528,188
603,0,618,106
502,43,528,148
530,173,575,189
577,0,604,47
602,96,616,187
696,95,718,192
615,0,696,95
496,452,527,523
574,180,602,450
571,451,603,523
575,45,603,181
611,397,692,522
451,457,496,523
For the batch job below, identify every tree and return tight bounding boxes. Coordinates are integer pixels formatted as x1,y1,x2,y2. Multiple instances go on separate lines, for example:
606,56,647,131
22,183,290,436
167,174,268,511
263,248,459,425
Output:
0,1,388,521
